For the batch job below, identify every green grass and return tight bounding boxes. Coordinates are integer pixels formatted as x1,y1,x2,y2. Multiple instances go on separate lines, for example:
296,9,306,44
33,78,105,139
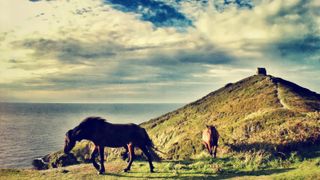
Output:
0,152,320,179
2,146,320,180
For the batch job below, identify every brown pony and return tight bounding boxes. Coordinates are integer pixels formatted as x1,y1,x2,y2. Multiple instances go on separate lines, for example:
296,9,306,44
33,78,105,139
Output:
202,125,219,158
64,117,155,174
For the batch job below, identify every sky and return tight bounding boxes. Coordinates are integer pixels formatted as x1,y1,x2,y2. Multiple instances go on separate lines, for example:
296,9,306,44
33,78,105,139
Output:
0,0,319,103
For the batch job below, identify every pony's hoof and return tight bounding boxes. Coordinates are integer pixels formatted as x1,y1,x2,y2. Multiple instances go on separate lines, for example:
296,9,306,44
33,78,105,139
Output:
123,168,130,172
150,167,155,173
98,171,106,175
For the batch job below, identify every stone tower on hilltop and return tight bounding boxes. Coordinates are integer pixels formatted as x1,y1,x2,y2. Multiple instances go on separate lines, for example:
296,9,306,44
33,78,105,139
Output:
256,67,267,76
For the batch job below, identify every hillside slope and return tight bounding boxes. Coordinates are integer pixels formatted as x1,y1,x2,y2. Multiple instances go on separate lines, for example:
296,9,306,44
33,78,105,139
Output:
141,74,320,159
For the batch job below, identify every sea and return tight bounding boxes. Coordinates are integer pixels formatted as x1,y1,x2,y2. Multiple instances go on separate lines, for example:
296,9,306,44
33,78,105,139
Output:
0,102,182,168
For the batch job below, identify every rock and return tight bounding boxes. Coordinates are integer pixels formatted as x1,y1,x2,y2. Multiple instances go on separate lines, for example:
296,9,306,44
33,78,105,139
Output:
32,158,49,170
51,153,78,168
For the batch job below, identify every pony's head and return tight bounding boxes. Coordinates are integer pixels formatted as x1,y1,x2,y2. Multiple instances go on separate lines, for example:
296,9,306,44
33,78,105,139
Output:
206,125,216,132
64,129,76,154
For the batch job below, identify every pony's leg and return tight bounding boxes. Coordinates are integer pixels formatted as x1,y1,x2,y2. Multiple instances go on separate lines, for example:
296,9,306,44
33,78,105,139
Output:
124,144,135,172
98,146,106,174
203,142,211,155
91,146,100,171
122,146,129,162
140,146,154,173
213,145,218,158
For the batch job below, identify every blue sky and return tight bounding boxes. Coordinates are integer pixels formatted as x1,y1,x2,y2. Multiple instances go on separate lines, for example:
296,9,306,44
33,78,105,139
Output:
0,0,319,103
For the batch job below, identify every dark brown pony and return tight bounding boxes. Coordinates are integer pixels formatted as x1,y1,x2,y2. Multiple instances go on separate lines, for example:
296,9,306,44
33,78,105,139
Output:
202,125,219,158
64,117,155,174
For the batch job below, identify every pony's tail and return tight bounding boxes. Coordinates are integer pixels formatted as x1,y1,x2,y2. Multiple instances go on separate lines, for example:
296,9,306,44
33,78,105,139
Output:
146,146,162,162
142,129,162,162
143,128,154,147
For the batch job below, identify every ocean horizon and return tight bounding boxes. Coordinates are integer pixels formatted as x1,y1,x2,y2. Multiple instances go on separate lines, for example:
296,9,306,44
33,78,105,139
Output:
0,102,183,168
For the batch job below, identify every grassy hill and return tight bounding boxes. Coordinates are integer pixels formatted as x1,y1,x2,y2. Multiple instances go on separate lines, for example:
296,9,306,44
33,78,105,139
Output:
141,74,320,160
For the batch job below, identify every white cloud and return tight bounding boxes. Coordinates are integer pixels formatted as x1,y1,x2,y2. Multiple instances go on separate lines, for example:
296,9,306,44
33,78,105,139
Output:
0,0,319,102
194,0,318,50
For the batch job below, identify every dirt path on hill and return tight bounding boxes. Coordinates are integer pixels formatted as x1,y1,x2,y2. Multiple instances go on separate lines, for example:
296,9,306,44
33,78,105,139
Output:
275,83,291,110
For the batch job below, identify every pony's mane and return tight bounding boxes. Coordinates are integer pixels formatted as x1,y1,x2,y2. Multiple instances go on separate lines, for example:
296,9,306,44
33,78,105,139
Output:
78,117,108,127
